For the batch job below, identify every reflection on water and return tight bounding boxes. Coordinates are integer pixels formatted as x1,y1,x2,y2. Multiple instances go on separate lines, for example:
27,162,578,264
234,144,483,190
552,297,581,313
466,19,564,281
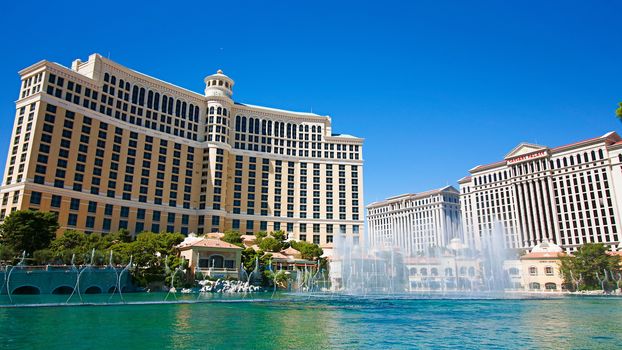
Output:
0,294,621,349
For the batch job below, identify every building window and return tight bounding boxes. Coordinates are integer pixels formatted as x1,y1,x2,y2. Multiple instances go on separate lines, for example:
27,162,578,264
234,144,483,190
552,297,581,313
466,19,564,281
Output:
67,214,78,226
529,266,538,276
544,266,554,276
51,195,62,208
30,191,42,205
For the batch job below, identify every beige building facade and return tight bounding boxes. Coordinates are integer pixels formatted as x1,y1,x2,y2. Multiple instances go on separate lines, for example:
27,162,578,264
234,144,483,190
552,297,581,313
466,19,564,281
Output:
459,132,622,252
0,54,364,248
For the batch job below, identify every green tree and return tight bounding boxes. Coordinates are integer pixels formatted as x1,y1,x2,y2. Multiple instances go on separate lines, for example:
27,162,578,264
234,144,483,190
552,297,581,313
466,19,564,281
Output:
559,243,621,291
616,102,622,120
271,230,287,242
221,230,243,247
290,240,323,260
0,210,59,254
258,237,283,252
254,231,268,243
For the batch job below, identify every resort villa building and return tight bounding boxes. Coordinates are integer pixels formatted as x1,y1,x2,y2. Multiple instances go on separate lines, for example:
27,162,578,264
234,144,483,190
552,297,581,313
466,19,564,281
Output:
0,53,364,249
459,132,622,253
367,186,462,255
519,240,565,292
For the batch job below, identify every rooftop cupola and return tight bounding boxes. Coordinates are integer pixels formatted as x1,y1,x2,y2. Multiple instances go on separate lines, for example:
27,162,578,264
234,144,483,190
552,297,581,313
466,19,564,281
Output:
204,69,234,99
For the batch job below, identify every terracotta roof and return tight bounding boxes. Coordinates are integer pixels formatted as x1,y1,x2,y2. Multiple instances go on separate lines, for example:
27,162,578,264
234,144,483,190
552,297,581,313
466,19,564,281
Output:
177,238,242,250
281,247,300,256
521,252,564,259
267,252,290,260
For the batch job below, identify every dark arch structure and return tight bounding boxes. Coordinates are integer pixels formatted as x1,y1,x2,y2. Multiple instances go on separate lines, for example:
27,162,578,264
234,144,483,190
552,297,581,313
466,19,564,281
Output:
12,286,41,295
52,286,74,295
85,286,102,294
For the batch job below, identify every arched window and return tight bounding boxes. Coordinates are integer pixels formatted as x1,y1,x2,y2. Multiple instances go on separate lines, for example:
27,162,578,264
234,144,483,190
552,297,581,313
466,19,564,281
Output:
254,119,260,134
305,125,309,132
154,93,160,111
261,120,267,135
619,154,622,163
584,152,589,163
420,268,428,276
175,100,181,117
545,283,557,290
311,125,316,133
208,255,224,269
599,149,604,159
241,116,247,132
181,102,187,118
591,150,596,161
119,79,125,88
409,268,417,276
161,95,168,112
249,118,254,133
317,126,322,133
267,120,272,135
508,267,520,276
223,108,227,116
468,267,475,277
459,267,466,275
194,107,199,122
110,75,116,85
576,154,581,165
431,268,438,276
131,86,139,104
280,122,285,137
563,157,568,167
299,125,304,132
209,106,214,114
529,282,541,290
569,156,574,166
287,124,292,138
444,267,453,276
147,91,153,108
168,97,173,114
138,87,145,106
217,107,222,115
104,73,110,82
529,266,538,276
556,159,561,168
188,104,194,119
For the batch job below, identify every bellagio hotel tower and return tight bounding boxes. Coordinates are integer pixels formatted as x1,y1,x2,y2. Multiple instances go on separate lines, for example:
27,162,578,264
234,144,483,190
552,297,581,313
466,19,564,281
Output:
0,53,364,249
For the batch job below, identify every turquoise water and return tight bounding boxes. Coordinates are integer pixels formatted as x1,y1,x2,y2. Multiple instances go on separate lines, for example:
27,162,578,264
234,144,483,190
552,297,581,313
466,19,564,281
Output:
1,293,621,349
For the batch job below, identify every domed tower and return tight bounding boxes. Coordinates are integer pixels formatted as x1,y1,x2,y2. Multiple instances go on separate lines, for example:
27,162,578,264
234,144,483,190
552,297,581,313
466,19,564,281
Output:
199,70,234,234
204,69,234,145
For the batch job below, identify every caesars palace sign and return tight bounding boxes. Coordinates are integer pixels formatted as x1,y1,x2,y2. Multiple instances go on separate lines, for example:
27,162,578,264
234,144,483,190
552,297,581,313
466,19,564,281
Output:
507,151,548,164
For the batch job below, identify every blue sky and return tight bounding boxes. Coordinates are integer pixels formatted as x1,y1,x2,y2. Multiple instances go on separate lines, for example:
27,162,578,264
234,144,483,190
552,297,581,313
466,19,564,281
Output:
1,0,621,205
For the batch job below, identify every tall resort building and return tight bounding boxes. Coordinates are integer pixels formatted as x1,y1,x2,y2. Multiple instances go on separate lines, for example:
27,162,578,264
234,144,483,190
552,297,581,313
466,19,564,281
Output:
0,53,364,248
459,132,622,252
366,186,462,255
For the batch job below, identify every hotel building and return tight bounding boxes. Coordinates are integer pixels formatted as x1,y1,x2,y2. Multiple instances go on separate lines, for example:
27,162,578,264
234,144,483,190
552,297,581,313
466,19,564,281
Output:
367,186,462,255
459,132,622,252
0,53,364,248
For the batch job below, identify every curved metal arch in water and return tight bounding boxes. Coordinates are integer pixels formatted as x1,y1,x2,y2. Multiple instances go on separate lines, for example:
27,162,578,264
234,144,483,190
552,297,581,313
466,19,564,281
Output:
6,251,27,304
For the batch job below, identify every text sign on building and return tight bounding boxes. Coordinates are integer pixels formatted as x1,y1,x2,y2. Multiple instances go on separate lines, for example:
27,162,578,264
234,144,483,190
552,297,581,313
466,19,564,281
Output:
507,151,548,164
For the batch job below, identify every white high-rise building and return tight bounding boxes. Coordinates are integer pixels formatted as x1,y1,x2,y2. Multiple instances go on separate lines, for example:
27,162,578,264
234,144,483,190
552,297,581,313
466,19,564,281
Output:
459,131,622,252
367,186,462,255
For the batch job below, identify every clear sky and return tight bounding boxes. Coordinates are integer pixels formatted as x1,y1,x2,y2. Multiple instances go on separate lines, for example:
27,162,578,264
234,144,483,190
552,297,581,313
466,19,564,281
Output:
1,0,621,206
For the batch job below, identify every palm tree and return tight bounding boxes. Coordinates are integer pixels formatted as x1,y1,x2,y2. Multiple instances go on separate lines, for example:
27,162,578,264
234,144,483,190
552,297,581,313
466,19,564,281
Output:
617,102,622,121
